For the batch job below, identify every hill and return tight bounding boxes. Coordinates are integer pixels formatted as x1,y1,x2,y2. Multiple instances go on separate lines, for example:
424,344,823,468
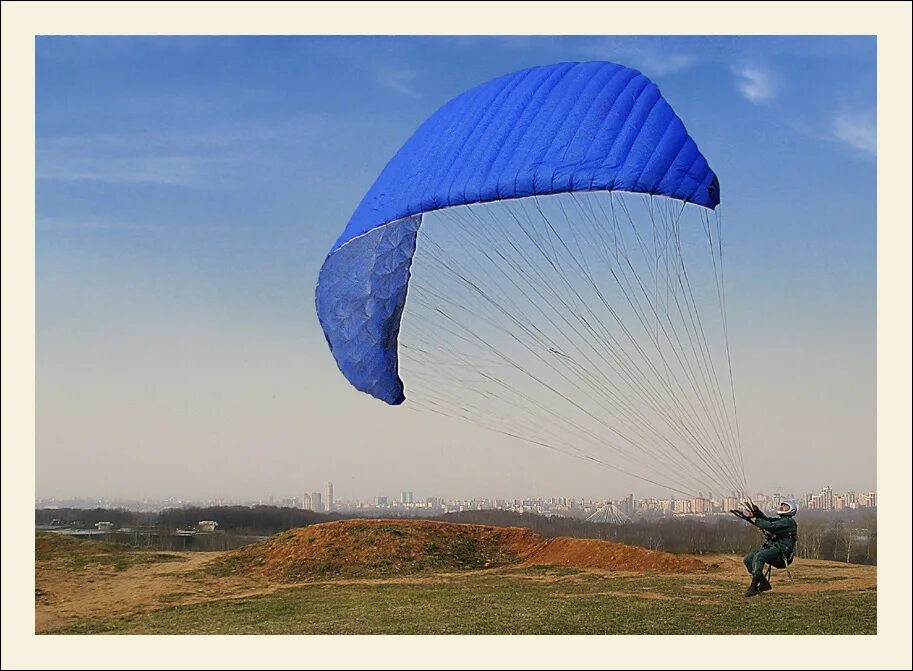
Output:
208,519,708,581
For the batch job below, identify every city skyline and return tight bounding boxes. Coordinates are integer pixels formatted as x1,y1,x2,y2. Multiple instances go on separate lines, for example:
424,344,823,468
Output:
37,483,875,515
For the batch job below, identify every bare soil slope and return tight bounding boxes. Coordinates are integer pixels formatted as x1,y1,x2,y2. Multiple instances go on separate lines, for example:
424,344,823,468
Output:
209,519,709,581
524,536,708,572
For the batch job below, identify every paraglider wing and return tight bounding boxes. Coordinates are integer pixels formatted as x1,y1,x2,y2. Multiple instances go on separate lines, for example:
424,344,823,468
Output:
315,61,719,405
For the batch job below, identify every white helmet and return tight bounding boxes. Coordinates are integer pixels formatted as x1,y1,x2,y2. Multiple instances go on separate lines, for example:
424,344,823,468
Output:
777,500,798,516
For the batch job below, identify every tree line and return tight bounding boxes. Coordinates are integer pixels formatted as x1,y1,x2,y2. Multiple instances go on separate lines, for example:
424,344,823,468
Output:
35,506,875,564
36,505,348,537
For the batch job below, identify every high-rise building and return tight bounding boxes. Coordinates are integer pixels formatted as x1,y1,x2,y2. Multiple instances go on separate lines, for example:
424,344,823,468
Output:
807,493,824,510
691,496,713,514
672,498,690,514
621,493,635,516
401,491,414,504
375,496,388,506
311,492,323,512
855,491,876,508
822,486,834,511
325,482,334,512
301,492,312,510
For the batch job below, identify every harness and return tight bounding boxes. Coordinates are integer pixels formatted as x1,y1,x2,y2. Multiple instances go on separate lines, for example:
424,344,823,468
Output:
759,526,797,583
761,528,796,567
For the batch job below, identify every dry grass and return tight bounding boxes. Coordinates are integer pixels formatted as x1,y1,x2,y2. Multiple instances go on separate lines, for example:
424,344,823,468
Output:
35,526,876,635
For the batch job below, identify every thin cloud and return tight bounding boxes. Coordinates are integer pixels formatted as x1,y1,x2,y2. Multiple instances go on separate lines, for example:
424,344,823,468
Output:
35,114,399,198
35,118,334,187
37,217,152,233
733,66,775,104
38,153,216,186
577,38,699,77
832,110,876,156
373,65,420,98
308,40,423,98
645,53,699,77
37,130,236,186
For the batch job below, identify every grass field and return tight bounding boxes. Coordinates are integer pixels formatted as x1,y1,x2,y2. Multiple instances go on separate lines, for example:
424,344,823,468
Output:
35,529,876,635
35,532,181,572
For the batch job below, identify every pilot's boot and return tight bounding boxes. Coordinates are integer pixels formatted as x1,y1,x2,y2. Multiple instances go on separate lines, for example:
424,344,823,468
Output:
744,575,761,598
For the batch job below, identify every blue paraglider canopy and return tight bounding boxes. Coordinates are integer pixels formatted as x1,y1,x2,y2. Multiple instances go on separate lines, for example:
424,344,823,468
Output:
316,61,719,406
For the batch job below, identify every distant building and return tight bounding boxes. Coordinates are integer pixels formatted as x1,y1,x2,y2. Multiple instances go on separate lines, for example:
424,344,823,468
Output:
856,491,877,508
311,492,323,512
325,482,334,512
802,485,864,512
196,520,218,532
300,492,312,510
822,486,834,511
375,496,388,506
621,493,635,516
94,521,114,530
673,499,691,514
691,496,713,514
401,491,414,504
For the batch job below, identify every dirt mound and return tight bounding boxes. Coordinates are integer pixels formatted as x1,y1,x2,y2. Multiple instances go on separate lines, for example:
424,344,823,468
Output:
36,532,126,561
523,537,708,572
210,519,710,582
210,519,542,582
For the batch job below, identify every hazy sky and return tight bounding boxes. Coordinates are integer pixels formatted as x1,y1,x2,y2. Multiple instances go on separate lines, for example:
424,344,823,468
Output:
36,36,876,502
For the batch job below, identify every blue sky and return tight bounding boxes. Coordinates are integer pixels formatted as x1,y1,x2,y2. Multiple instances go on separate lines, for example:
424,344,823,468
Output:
36,36,876,500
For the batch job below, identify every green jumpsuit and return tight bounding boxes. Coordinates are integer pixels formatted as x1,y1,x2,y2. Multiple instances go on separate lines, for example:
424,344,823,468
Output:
742,511,797,577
